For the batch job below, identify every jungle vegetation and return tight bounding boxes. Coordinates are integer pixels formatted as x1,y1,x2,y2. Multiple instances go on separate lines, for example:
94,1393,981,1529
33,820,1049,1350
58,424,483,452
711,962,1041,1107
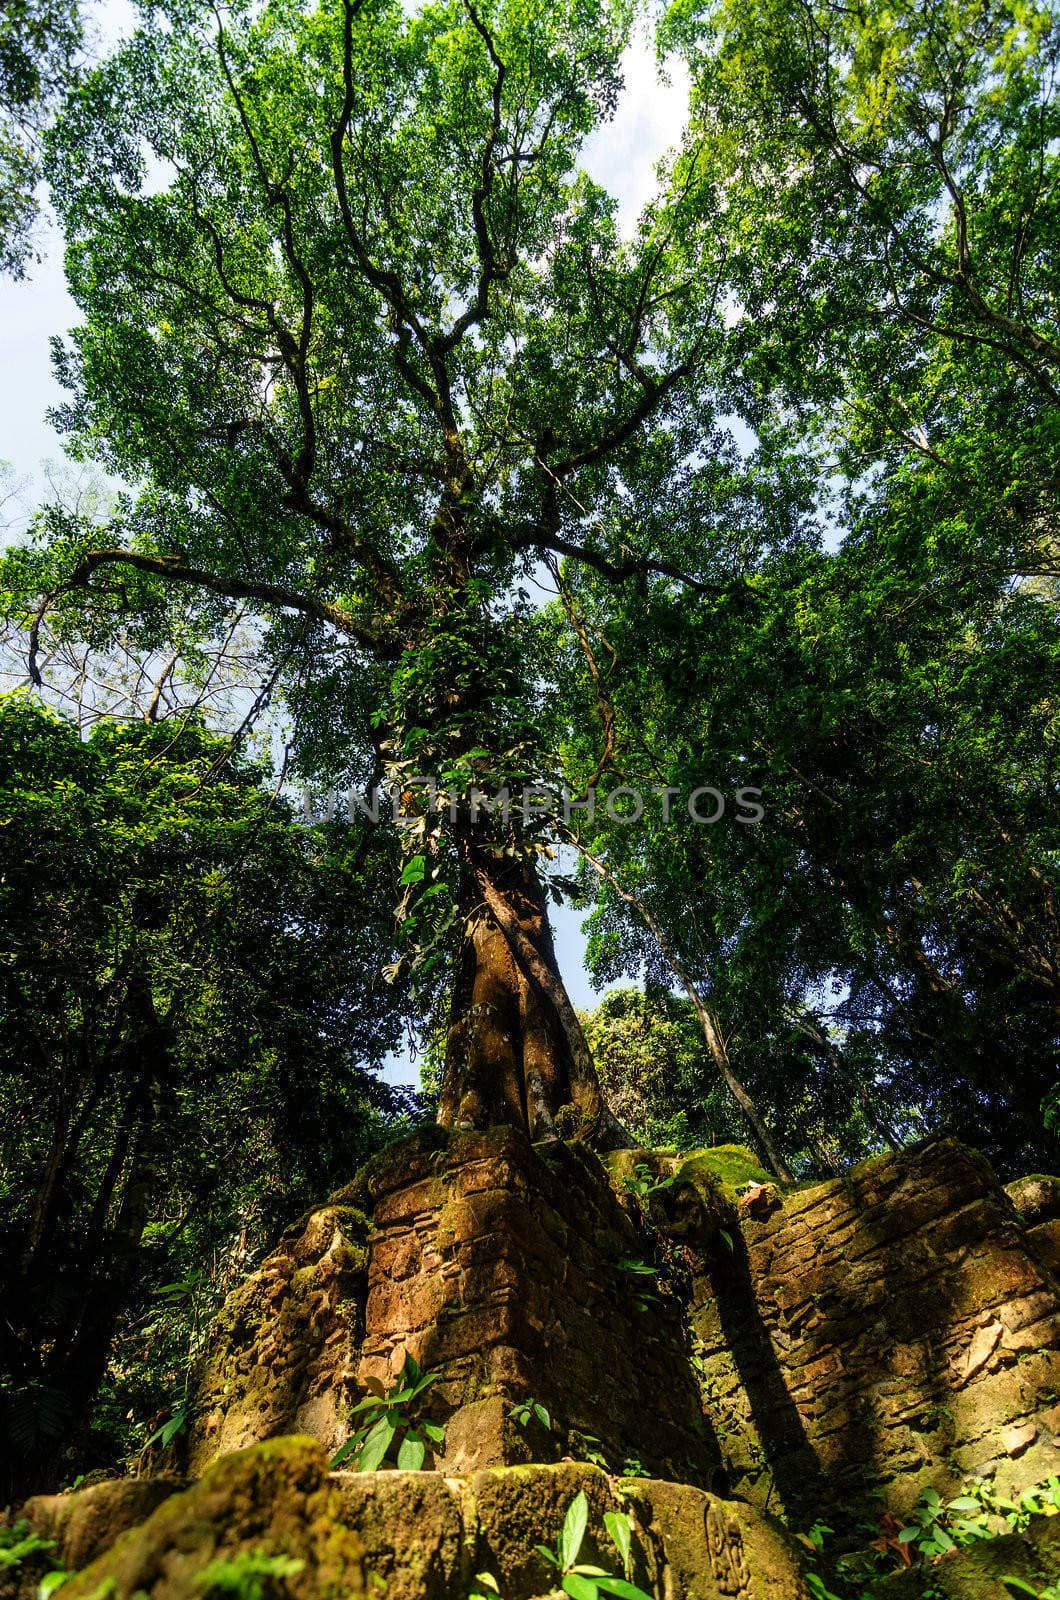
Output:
0,0,1057,1488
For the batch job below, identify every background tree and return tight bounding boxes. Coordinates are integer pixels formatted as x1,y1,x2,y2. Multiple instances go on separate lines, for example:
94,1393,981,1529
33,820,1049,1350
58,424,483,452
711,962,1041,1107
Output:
0,0,82,275
0,695,418,1495
545,517,1059,1176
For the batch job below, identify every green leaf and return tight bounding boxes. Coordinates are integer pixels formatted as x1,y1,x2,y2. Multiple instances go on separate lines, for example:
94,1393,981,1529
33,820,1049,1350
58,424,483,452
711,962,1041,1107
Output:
603,1512,632,1574
561,1576,598,1600
399,855,427,885
533,1402,551,1430
593,1580,654,1600
560,1491,590,1572
329,1435,361,1469
397,1433,426,1470
357,1412,398,1472
348,1396,385,1417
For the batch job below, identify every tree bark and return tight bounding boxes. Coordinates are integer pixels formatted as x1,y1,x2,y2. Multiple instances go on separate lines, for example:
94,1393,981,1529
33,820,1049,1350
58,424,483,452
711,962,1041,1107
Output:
438,845,626,1146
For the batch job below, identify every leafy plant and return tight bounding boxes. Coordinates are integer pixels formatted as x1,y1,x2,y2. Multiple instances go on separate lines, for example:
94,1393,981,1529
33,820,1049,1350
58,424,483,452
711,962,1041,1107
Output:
896,1488,957,1558
614,1258,661,1315
38,1571,73,1600
573,1434,611,1470
795,1523,834,1557
0,1522,56,1569
620,1165,675,1201
329,1354,444,1472
194,1551,305,1600
1003,1580,1060,1600
510,1398,551,1431
534,1492,654,1600
143,1402,191,1453
468,1575,504,1600
804,1575,845,1600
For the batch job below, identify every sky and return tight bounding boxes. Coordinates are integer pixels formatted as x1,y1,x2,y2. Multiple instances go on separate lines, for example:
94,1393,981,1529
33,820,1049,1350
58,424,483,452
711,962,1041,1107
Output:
0,3,692,1079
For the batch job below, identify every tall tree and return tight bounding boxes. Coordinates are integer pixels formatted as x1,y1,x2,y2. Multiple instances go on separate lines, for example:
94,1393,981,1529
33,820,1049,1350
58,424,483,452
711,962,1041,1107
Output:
10,0,738,1143
0,0,82,274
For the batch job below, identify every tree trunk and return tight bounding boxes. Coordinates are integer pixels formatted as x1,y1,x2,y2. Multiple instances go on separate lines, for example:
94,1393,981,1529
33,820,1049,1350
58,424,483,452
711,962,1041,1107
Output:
438,845,622,1145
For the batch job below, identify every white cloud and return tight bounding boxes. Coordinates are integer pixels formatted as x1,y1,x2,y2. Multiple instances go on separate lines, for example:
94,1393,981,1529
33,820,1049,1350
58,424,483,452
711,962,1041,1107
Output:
580,30,691,237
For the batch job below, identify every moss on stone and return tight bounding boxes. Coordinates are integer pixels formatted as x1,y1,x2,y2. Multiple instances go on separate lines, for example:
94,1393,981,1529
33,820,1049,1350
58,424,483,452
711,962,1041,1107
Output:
675,1145,775,1208
58,1438,366,1600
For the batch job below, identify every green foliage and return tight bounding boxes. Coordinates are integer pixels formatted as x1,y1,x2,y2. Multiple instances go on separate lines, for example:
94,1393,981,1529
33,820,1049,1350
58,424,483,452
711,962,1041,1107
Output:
890,1476,1060,1561
0,1521,56,1570
614,1256,661,1315
535,1493,654,1600
142,1403,190,1453
38,1569,73,1600
329,1354,445,1472
509,1397,551,1431
468,1576,505,1600
581,991,730,1151
619,1165,675,1202
0,0,82,275
1003,1580,1060,1600
194,1551,305,1600
0,697,421,1494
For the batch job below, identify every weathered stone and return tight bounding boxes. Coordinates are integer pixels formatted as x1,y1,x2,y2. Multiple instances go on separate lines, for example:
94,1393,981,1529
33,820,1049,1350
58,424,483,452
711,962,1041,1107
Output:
17,1479,186,1574
1000,1420,1038,1456
57,1439,367,1600
183,1129,714,1485
28,1448,814,1600
962,1320,1004,1382
332,1471,467,1600
683,1138,1060,1526
1029,1217,1060,1277
180,1205,371,1475
1006,1174,1060,1226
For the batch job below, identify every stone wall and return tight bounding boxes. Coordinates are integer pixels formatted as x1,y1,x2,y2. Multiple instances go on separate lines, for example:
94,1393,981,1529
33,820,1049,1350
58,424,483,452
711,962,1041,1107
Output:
183,1126,715,1486
684,1138,1060,1522
182,1202,371,1474
180,1124,1060,1536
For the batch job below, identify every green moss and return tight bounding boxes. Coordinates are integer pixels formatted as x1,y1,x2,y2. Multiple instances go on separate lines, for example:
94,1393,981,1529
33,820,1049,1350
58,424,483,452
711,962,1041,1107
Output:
674,1145,775,1208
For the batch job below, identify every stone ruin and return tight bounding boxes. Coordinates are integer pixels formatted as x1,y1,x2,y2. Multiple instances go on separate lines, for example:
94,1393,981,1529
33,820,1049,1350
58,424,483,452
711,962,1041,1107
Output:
10,1129,1060,1599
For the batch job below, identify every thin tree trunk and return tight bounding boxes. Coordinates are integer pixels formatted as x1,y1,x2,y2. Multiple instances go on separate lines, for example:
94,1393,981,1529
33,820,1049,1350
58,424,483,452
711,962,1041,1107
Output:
569,835,794,1183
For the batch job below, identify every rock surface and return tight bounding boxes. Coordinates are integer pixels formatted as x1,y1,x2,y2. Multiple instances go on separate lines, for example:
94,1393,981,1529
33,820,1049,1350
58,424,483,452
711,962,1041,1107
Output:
160,1130,1060,1592
181,1203,371,1475
55,1439,367,1600
185,1127,715,1485
41,1438,813,1600
14,1478,186,1577
680,1140,1060,1522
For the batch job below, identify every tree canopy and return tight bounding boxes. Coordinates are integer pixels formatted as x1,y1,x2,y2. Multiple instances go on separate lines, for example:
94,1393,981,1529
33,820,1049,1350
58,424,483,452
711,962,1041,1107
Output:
2,0,1057,1194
